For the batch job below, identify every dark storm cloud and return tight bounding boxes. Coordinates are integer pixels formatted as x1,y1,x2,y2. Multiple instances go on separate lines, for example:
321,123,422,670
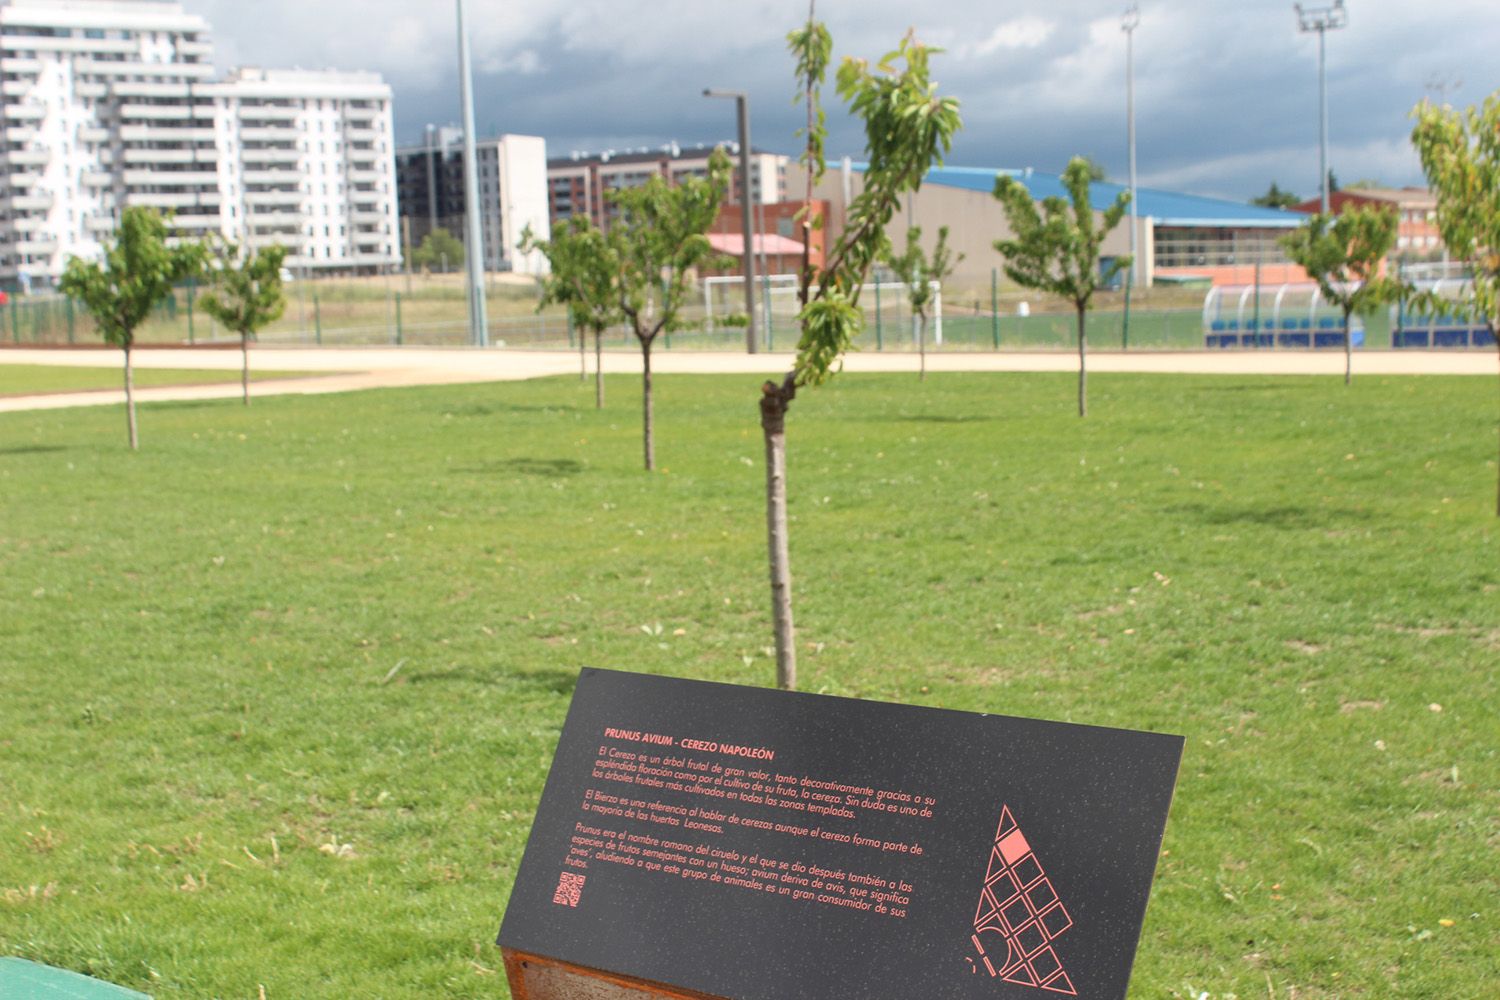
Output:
190,0,1498,201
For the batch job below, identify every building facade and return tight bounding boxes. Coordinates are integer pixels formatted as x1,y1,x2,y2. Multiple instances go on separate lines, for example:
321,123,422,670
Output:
0,0,398,289
546,144,788,231
205,68,399,273
395,129,550,275
1292,188,1442,261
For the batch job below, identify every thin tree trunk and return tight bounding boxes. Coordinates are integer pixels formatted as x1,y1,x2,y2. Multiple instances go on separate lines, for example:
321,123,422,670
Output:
917,314,926,382
580,324,587,381
641,337,654,471
1343,311,1353,386
241,333,251,405
123,343,138,451
594,329,604,409
1076,304,1088,418
760,373,798,690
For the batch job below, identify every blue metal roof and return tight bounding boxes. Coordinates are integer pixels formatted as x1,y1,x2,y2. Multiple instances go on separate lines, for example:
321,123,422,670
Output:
851,163,1304,229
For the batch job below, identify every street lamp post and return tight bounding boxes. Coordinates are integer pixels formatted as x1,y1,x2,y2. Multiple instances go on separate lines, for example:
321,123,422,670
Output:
1121,4,1140,350
456,0,489,346
703,88,757,354
1295,0,1348,216
1122,4,1139,287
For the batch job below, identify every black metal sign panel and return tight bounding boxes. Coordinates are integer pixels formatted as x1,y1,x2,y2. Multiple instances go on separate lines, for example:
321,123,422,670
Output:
498,669,1183,1000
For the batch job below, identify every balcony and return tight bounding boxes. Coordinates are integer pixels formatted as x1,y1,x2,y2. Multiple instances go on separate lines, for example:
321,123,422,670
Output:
242,168,301,185
78,125,111,143
239,106,299,124
125,192,222,209
6,170,44,189
348,169,383,185
75,60,214,80
11,193,53,210
240,146,299,165
344,127,380,143
120,125,215,142
176,40,214,59
0,58,42,74
82,170,113,188
124,168,217,186
110,80,192,99
350,210,388,225
16,239,59,255
173,214,222,231
3,103,46,121
250,233,303,249
75,82,108,99
239,126,296,142
85,216,117,233
7,148,48,167
120,103,196,121
122,148,205,165
245,190,303,207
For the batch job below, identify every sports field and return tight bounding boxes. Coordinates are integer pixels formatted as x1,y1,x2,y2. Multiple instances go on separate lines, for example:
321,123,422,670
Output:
0,371,1494,998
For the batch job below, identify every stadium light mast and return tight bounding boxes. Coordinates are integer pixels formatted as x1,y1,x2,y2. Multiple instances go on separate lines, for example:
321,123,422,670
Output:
1122,3,1140,289
456,0,489,346
703,88,758,353
1295,0,1348,215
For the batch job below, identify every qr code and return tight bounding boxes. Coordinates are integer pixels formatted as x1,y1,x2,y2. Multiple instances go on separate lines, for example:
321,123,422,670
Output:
552,872,586,907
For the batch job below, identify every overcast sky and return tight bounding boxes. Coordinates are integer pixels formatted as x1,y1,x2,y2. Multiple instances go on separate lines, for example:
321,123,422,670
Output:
190,0,1497,202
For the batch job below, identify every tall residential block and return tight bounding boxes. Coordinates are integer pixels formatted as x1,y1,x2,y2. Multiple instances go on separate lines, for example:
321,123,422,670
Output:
0,0,399,289
395,130,550,275
205,68,399,271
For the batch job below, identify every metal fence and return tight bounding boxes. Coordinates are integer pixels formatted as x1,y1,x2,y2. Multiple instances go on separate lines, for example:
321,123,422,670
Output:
0,269,1421,352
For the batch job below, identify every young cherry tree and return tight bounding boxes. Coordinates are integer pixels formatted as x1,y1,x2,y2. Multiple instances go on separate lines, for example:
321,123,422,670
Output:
522,218,620,409
1280,205,1406,386
58,207,205,450
607,147,731,470
993,157,1130,418
760,10,961,690
884,224,963,381
1412,92,1500,515
198,242,289,405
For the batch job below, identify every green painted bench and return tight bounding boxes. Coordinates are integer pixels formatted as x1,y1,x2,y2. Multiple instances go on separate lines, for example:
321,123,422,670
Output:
0,958,150,999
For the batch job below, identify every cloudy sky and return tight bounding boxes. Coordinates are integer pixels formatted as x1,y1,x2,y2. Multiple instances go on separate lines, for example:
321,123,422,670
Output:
191,0,1496,202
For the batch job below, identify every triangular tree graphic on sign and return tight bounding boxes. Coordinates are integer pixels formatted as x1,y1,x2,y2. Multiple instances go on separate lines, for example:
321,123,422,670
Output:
969,805,1077,995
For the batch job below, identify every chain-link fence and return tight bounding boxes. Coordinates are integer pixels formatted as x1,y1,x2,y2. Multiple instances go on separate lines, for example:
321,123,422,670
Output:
4,268,1409,352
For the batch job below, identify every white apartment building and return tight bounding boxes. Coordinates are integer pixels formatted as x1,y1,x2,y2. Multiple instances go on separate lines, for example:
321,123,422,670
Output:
478,135,549,275
394,130,551,275
0,0,399,288
205,68,399,272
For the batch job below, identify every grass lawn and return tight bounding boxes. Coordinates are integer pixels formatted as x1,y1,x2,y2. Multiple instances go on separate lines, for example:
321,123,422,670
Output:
0,371,1494,999
0,365,314,398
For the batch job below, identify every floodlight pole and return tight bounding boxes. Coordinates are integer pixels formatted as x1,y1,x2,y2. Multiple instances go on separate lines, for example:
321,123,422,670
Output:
1122,4,1139,289
1295,0,1347,216
704,88,757,353
456,0,489,346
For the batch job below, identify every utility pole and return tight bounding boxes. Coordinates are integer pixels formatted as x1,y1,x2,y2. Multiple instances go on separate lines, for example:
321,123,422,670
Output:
1295,0,1348,215
704,88,757,353
456,0,488,346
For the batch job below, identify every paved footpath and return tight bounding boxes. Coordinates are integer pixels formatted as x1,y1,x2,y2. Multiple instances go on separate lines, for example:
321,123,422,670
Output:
0,345,1492,414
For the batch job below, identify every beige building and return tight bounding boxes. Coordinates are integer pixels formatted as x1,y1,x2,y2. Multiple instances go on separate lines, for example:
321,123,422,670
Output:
794,162,1306,289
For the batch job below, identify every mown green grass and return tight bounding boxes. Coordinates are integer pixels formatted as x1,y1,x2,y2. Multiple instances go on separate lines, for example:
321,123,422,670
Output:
0,372,1494,999
0,366,310,398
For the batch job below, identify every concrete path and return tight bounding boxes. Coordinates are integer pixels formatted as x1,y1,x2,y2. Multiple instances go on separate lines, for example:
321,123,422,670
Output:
0,345,1492,414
